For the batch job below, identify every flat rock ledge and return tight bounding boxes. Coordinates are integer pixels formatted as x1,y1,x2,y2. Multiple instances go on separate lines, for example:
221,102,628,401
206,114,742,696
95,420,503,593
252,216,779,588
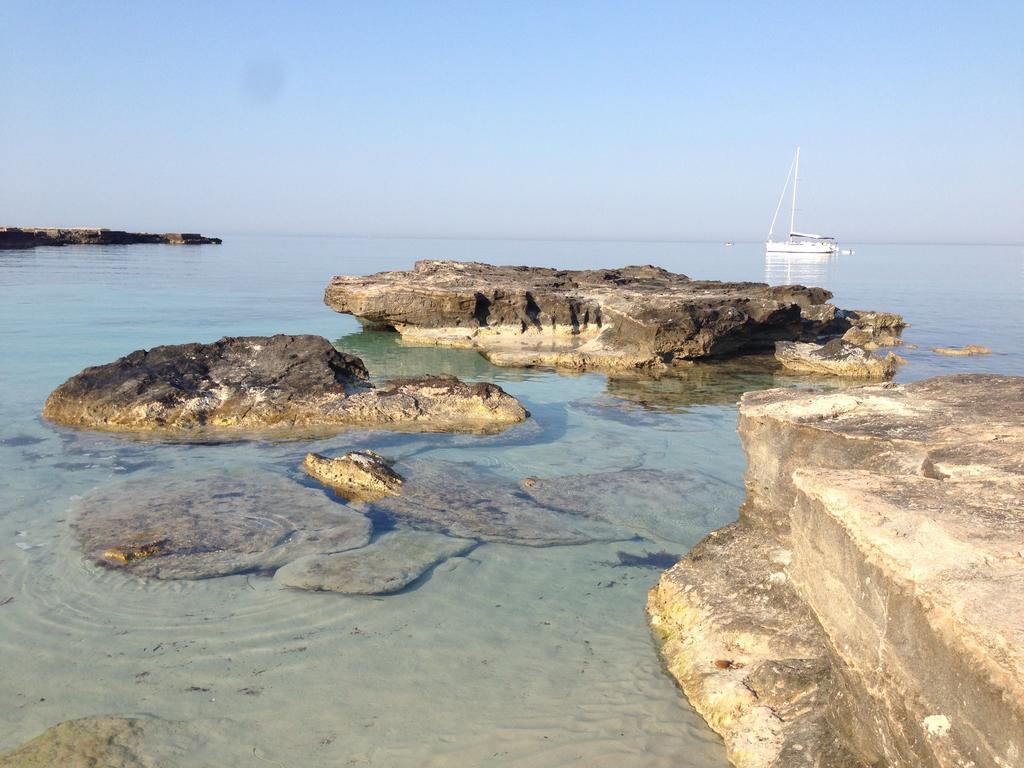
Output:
42,334,527,436
324,261,905,372
648,374,1024,768
0,226,221,248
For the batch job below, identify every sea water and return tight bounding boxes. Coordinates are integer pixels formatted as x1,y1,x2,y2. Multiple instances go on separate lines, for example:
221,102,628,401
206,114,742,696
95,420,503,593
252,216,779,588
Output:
1,238,1021,766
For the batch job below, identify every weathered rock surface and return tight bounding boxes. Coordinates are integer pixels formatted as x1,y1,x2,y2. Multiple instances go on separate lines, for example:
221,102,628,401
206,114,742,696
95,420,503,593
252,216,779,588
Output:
274,531,476,594
43,334,527,436
324,261,901,371
304,450,403,501
0,715,208,767
73,472,372,579
648,374,1024,768
775,339,904,378
933,344,992,356
838,309,908,348
648,522,866,768
371,460,626,546
0,226,221,249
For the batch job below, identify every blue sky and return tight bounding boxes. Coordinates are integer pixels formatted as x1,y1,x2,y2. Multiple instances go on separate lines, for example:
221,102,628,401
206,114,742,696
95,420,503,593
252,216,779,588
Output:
2,1,1021,242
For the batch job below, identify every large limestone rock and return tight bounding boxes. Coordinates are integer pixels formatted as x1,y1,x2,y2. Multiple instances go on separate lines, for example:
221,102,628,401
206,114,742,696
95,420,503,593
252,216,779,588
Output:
648,374,1024,768
42,334,527,436
324,260,894,371
274,531,476,594
72,472,372,579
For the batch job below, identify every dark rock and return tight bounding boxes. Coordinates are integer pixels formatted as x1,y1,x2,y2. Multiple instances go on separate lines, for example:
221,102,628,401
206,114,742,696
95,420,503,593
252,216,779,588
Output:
42,334,527,436
611,550,682,569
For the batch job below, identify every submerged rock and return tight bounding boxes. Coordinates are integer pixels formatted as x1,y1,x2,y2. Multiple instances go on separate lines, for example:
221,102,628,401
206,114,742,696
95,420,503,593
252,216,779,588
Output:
775,338,904,378
933,344,992,356
0,715,210,767
648,374,1024,768
304,450,403,502
371,460,626,546
324,260,870,371
72,472,372,579
520,469,737,544
274,531,476,594
42,334,527,436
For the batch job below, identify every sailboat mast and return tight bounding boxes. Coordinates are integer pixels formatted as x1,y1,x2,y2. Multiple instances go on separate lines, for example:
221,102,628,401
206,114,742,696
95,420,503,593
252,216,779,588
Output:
767,151,797,242
789,147,800,237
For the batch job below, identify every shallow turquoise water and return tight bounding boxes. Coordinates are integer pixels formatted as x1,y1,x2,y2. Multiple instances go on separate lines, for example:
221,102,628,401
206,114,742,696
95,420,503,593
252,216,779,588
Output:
1,237,1021,765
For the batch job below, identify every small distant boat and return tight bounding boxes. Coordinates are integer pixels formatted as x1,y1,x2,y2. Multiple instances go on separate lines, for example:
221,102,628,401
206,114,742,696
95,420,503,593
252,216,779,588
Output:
724,241,734,246
765,147,838,255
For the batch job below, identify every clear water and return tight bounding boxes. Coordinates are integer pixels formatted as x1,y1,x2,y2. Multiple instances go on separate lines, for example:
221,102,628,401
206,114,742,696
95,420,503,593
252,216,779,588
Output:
1,237,1021,766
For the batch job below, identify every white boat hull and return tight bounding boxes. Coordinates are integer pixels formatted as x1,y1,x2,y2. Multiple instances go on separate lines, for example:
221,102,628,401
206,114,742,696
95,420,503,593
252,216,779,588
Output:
765,240,837,255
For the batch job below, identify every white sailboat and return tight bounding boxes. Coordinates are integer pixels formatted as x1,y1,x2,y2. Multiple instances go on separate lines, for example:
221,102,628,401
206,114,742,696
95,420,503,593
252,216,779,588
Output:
765,147,838,255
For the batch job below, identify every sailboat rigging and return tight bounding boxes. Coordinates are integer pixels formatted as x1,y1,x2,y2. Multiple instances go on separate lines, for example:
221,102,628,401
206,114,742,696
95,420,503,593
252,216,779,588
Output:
765,148,838,255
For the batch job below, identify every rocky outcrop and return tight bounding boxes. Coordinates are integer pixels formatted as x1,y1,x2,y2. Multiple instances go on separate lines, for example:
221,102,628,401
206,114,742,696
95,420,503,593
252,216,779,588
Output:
324,261,903,371
0,226,221,248
42,334,527,436
648,375,1024,768
933,344,992,356
304,450,403,501
73,472,372,579
775,339,905,378
274,531,477,594
839,309,908,348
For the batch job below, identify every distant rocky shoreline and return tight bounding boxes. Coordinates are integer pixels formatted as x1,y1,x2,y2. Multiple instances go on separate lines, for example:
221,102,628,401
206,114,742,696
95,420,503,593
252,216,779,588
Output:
0,226,221,249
